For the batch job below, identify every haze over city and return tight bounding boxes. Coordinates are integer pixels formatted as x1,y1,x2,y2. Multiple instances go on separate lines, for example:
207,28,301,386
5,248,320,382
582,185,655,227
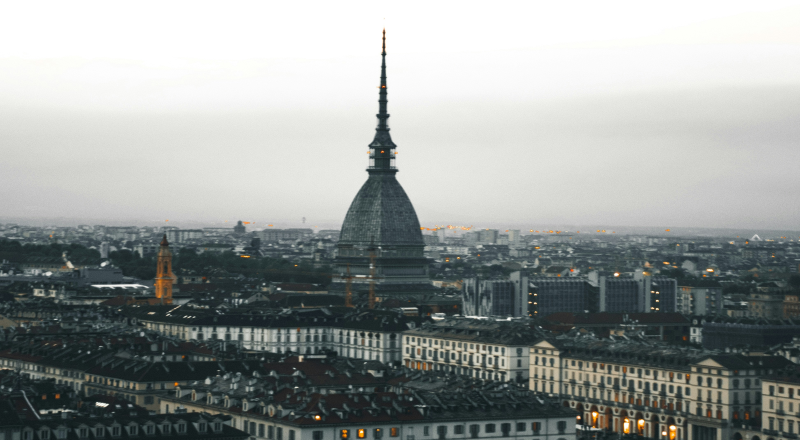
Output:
2,1,799,231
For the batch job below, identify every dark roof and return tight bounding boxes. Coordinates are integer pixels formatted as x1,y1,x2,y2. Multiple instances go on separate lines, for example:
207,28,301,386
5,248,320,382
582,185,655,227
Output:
406,317,543,346
543,312,690,326
124,306,414,332
540,333,792,371
339,173,424,247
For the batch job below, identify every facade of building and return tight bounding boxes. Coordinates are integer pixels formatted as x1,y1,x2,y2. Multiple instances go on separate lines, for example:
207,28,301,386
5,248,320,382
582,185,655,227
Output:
258,229,314,242
677,283,724,316
0,407,246,440
463,272,528,318
700,318,800,350
402,318,540,383
599,277,640,313
329,31,432,301
749,294,786,319
761,366,800,440
532,279,598,317
161,362,576,440
635,271,678,313
530,336,793,440
166,229,204,243
129,307,409,364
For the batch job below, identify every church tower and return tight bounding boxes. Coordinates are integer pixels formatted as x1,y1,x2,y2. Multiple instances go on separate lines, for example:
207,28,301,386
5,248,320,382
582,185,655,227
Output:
154,234,176,305
331,30,432,302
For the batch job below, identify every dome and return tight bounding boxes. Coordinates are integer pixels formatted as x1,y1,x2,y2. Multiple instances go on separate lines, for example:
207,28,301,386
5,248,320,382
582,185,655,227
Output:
339,173,424,247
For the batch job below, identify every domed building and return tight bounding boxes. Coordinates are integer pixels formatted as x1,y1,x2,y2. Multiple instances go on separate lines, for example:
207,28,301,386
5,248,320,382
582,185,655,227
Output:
330,30,433,303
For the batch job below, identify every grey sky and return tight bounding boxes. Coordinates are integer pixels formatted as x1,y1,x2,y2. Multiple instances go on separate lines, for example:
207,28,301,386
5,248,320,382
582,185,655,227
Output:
1,1,799,230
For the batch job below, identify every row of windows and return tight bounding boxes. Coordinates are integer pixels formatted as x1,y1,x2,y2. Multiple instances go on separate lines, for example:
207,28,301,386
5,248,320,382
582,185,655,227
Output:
244,422,563,440
769,385,800,397
335,422,560,439
20,421,212,440
405,337,520,356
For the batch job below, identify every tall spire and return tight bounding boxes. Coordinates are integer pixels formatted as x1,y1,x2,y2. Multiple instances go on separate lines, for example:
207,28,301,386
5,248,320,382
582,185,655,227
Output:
369,29,396,171
377,28,388,131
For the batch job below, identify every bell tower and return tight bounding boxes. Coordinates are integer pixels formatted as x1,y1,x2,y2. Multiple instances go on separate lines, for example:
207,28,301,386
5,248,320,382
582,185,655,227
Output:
154,234,176,305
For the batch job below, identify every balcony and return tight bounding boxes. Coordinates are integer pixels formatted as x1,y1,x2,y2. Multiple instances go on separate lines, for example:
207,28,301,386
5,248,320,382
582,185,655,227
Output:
777,409,786,416
763,429,779,436
785,433,798,439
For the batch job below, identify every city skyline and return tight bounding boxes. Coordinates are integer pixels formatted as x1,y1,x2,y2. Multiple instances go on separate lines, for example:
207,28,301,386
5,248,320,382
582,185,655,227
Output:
2,1,799,230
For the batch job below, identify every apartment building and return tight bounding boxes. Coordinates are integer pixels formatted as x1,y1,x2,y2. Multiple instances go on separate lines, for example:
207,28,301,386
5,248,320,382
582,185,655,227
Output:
402,318,540,383
0,407,247,440
761,366,800,440
161,367,577,440
530,336,792,440
129,307,410,364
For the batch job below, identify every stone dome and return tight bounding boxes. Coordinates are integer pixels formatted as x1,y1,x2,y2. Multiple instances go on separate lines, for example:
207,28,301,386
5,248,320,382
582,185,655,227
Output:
339,173,424,247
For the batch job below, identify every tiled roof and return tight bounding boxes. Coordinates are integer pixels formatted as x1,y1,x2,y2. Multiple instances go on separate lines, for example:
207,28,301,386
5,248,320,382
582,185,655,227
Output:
339,174,424,247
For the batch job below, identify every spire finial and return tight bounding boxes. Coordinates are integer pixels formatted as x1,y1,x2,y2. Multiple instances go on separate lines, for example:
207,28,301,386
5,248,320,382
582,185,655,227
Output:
368,28,397,172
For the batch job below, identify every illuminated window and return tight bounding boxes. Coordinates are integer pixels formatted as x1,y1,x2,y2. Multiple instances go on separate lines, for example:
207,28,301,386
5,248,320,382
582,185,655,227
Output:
341,430,349,439
358,430,366,439
390,428,399,438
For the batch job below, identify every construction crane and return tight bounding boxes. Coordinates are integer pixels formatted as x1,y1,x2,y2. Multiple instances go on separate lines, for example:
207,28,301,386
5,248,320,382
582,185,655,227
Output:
343,248,379,309
368,248,377,309
344,264,353,307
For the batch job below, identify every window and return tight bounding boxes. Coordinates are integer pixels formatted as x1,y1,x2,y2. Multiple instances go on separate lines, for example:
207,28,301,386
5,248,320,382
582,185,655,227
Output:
469,425,480,439
341,430,350,439
532,423,541,434
259,425,265,438
277,428,283,440
501,424,511,437
454,426,464,435
436,426,447,439
390,428,399,438
177,424,186,434
289,431,296,440
485,424,496,433
129,426,138,437
313,432,324,440
423,427,429,437
268,426,275,439
144,396,155,405
357,430,366,439
557,421,567,434
112,427,121,437
375,429,383,439
79,428,89,439
96,428,105,438
516,423,526,432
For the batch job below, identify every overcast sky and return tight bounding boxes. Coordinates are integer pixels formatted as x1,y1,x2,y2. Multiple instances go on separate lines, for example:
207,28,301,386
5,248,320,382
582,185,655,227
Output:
1,1,799,231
